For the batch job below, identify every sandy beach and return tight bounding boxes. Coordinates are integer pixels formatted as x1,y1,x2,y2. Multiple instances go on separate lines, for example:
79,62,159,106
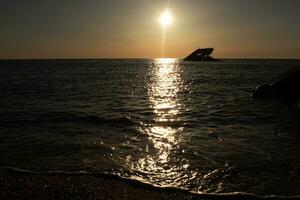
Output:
1,168,300,200
0,168,191,200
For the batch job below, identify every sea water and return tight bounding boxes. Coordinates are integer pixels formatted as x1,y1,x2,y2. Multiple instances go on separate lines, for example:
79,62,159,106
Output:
0,58,300,196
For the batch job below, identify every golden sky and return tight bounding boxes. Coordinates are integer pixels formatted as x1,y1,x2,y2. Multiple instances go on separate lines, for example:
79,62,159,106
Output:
0,0,300,59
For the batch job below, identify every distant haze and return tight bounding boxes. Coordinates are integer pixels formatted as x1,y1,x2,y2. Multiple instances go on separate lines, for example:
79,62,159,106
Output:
1,0,300,59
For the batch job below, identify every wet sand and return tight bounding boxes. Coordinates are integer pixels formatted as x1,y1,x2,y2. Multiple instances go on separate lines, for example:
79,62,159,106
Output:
0,168,299,200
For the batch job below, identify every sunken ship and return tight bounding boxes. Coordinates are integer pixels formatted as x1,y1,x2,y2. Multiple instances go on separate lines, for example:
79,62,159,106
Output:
184,48,220,61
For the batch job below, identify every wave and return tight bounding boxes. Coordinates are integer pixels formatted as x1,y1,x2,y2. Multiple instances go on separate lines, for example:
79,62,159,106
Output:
0,112,138,127
1,167,299,199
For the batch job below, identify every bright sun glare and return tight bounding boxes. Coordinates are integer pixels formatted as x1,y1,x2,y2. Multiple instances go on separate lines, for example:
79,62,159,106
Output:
160,9,173,27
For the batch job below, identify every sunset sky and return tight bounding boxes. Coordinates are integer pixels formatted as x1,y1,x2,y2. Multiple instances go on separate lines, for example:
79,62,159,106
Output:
1,0,300,59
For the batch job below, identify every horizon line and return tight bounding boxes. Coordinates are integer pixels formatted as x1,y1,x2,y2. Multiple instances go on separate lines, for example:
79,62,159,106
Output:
1,57,300,61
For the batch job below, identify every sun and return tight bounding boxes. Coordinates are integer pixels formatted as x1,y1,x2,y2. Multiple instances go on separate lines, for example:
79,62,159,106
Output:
160,9,173,27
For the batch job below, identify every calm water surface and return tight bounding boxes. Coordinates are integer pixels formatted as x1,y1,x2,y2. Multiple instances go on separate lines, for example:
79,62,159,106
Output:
0,59,300,195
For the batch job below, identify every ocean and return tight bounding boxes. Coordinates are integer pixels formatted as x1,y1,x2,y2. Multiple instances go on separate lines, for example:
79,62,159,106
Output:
0,58,300,196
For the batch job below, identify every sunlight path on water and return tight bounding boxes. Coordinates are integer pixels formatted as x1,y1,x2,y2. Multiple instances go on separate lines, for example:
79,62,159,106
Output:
128,58,195,187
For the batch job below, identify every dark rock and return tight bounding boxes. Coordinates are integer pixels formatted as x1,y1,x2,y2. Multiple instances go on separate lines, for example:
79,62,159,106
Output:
252,68,300,101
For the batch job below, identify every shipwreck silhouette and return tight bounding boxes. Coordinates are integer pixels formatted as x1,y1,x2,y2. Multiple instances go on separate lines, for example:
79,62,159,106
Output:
184,48,220,61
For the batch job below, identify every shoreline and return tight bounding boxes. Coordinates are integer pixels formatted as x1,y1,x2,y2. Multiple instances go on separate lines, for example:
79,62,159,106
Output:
1,167,299,200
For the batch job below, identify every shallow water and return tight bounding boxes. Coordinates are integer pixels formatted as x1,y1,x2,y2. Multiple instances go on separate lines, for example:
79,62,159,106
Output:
0,59,300,195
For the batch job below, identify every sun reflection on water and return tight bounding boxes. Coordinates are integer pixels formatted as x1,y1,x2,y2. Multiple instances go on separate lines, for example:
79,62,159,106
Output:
149,58,181,123
147,58,182,165
128,58,192,186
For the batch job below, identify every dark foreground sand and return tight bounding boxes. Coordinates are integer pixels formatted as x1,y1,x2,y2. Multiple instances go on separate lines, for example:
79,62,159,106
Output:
1,168,299,200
